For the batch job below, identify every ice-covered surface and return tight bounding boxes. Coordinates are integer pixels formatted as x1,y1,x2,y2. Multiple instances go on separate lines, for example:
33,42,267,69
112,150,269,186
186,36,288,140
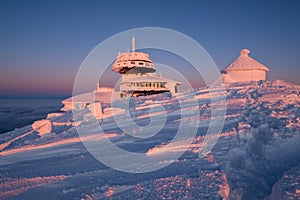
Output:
223,49,269,72
32,120,52,135
0,80,299,199
221,49,269,83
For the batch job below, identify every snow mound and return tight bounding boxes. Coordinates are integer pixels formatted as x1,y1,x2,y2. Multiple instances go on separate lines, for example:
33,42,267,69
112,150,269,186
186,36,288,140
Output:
32,119,52,135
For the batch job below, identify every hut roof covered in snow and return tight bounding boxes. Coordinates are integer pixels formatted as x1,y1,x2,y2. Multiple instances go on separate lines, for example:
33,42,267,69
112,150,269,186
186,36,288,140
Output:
223,49,269,72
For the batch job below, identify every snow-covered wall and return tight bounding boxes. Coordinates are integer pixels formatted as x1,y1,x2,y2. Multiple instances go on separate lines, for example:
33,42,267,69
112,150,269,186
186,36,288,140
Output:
223,69,266,83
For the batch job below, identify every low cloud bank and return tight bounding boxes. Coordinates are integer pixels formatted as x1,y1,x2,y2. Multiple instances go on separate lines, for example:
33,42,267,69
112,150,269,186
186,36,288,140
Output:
0,98,63,134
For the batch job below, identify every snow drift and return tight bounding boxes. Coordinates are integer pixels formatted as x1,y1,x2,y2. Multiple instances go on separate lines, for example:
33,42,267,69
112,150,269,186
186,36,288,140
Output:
0,80,299,200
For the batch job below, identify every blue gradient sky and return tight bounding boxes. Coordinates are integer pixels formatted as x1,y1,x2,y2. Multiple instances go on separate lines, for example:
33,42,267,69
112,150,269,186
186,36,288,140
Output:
0,0,299,97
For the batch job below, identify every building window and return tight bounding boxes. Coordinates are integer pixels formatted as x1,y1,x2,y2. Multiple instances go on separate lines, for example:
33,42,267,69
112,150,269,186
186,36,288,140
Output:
139,62,144,65
131,61,135,64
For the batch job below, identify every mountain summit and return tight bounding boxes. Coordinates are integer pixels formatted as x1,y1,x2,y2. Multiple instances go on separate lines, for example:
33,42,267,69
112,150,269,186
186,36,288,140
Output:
0,80,299,199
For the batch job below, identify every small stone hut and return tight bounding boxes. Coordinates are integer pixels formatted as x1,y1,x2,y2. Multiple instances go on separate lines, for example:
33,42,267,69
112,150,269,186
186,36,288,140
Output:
222,49,269,83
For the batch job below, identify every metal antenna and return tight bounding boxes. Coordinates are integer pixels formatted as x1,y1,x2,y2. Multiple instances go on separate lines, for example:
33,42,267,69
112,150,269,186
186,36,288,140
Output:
132,35,135,52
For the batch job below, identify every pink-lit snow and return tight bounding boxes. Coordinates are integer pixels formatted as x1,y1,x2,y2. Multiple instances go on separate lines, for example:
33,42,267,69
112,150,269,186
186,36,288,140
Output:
0,80,299,199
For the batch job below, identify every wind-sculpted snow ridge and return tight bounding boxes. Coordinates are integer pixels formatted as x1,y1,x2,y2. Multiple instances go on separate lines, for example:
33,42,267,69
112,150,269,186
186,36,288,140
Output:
222,80,300,199
0,176,67,199
0,80,299,199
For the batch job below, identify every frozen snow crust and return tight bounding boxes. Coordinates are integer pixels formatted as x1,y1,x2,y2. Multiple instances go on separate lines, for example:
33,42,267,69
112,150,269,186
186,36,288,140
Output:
0,80,299,199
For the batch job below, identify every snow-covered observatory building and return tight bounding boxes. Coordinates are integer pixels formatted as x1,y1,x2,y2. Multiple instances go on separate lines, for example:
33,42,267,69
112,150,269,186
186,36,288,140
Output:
112,36,181,98
222,49,269,83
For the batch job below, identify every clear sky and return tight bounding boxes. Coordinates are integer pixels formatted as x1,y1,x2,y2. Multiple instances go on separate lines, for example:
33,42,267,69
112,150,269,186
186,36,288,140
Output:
0,0,299,97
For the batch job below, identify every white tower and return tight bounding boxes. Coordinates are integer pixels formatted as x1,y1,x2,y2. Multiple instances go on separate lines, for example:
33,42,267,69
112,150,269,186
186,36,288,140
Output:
112,37,181,98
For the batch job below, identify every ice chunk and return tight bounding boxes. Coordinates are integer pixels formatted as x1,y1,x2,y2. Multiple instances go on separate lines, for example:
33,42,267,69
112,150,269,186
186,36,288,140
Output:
31,119,52,135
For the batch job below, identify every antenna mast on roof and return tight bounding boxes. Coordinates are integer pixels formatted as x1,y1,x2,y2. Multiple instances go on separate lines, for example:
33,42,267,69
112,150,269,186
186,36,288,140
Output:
132,35,135,52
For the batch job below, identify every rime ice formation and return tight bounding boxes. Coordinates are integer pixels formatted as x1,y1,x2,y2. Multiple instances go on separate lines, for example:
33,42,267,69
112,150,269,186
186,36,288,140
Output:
112,36,181,98
0,80,299,199
61,87,114,111
222,49,269,83
31,119,52,135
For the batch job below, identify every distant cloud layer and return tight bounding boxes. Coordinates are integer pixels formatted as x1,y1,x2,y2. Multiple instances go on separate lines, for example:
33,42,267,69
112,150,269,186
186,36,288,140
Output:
0,98,63,134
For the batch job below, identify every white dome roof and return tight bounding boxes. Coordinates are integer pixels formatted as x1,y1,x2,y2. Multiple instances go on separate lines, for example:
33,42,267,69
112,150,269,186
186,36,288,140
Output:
112,51,156,74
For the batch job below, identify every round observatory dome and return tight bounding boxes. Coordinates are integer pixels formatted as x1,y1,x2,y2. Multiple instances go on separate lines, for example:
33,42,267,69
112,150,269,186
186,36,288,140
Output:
112,51,156,74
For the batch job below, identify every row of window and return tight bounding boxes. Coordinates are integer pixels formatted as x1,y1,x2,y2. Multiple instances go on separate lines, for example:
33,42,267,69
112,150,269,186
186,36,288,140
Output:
117,61,153,67
125,82,166,88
